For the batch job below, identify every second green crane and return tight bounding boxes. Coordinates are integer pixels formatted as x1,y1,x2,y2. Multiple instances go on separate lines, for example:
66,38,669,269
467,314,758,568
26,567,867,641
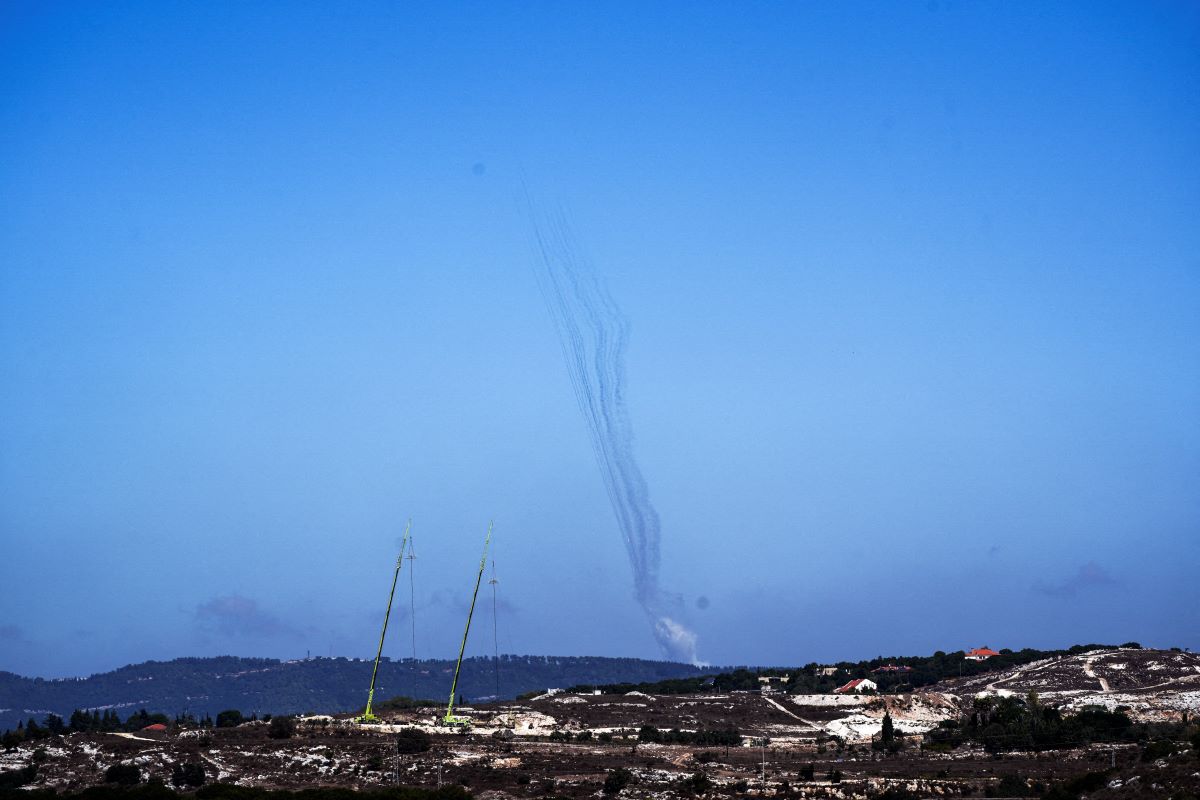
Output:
441,521,493,728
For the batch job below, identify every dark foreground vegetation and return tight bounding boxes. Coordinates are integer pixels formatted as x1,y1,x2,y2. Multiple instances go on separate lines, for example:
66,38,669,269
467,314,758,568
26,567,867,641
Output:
923,693,1179,753
0,787,469,800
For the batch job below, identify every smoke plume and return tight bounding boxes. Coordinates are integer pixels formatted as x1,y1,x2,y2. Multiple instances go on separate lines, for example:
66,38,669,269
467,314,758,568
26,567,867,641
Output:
530,205,700,665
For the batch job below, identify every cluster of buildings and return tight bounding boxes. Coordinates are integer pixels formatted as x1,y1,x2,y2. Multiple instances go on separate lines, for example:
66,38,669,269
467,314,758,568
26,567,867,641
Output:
752,647,1005,696
830,646,1002,694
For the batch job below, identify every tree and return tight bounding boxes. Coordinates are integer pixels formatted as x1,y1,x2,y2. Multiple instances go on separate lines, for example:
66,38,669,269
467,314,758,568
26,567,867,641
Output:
105,763,141,785
69,710,91,732
171,763,206,787
881,711,895,744
267,716,296,740
678,771,712,795
603,767,632,794
395,727,432,754
215,709,244,728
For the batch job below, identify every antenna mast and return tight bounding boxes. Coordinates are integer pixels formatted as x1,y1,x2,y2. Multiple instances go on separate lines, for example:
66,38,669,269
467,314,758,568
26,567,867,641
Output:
442,521,493,727
360,519,411,723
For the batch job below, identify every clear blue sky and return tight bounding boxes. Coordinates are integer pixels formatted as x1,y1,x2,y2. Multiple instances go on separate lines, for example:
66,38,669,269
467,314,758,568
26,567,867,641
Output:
2,1,1197,677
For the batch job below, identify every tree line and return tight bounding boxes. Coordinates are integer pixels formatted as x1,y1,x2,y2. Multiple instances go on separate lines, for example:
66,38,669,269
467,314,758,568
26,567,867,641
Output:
0,707,293,748
567,643,1142,697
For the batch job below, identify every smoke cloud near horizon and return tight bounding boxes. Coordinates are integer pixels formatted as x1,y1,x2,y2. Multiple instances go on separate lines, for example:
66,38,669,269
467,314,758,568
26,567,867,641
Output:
530,206,700,665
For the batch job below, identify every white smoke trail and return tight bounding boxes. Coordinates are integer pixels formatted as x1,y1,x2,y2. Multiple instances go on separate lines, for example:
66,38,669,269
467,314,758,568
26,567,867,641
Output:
529,204,700,665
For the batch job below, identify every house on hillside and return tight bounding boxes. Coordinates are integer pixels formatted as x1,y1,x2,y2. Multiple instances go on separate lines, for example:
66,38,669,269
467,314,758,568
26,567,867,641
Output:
814,666,839,677
871,664,912,674
758,675,790,693
833,678,877,694
965,647,1001,661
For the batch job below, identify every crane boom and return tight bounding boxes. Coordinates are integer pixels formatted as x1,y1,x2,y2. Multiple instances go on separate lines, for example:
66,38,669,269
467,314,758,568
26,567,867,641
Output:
359,519,411,723
443,521,492,727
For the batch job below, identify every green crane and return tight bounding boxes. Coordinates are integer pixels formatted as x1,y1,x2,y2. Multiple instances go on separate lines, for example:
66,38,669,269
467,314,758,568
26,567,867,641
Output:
358,519,411,723
442,520,492,728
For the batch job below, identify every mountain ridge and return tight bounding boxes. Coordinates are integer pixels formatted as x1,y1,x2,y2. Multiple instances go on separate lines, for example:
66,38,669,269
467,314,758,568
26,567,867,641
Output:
0,654,713,730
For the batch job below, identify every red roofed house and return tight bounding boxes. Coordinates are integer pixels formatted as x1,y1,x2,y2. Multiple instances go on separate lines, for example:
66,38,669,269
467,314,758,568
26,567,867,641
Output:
833,678,877,694
142,723,168,732
871,664,913,674
964,647,1001,661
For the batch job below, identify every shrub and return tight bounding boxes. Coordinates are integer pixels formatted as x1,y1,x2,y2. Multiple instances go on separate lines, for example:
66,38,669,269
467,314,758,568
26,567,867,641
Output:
395,727,432,754
105,763,142,785
0,765,37,789
602,767,632,794
874,787,921,800
986,775,1033,797
678,771,712,795
171,762,207,787
215,710,244,729
1141,739,1176,762
267,717,295,740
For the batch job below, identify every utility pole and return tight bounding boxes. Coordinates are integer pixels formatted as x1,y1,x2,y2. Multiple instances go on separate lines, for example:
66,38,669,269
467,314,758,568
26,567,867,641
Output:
760,737,768,792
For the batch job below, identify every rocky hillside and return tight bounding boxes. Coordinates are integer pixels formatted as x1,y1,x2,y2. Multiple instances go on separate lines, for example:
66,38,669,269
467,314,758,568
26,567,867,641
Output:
935,646,1200,721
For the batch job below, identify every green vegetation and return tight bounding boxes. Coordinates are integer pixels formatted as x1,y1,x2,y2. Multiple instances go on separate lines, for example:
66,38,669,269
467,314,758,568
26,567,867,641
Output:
925,694,1138,752
0,765,37,789
171,764,207,788
873,710,903,753
373,697,441,713
675,771,712,795
215,710,244,729
266,716,295,740
985,775,1037,797
1042,770,1111,800
104,764,142,786
568,643,1128,697
394,728,433,754
637,725,741,746
1141,738,1176,761
601,768,632,794
0,787,471,800
0,654,709,731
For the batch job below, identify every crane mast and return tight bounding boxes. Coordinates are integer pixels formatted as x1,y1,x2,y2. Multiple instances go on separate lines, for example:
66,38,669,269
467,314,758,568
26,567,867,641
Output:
359,519,411,723
442,521,492,727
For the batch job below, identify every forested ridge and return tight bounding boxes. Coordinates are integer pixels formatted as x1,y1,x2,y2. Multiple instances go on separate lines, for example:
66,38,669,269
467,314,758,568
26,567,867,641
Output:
0,655,707,730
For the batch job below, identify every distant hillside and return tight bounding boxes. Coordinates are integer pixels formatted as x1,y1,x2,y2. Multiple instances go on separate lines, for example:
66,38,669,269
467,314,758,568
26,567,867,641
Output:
0,654,709,730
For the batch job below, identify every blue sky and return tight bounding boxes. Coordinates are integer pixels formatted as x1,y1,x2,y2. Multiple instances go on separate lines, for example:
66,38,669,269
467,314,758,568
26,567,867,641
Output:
1,1,1197,678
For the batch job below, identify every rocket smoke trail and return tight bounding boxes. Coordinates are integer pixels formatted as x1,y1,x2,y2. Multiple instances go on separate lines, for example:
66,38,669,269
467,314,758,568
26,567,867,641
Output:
529,206,700,665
